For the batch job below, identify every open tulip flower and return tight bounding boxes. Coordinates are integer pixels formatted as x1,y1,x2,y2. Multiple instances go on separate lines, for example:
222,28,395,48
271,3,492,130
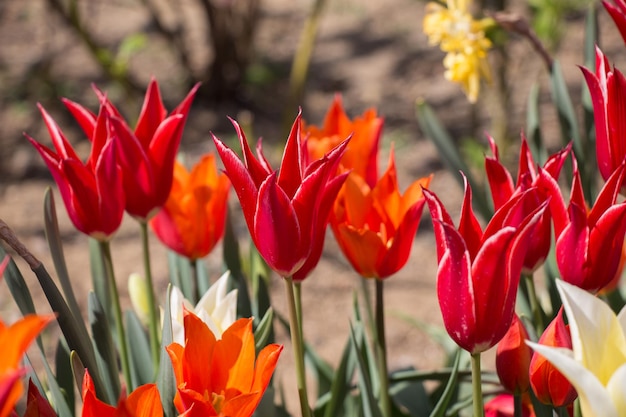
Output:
0,304,54,417
302,95,383,188
64,79,200,220
528,280,626,417
485,135,570,273
213,112,348,279
539,162,626,292
529,308,577,407
150,154,230,260
81,370,163,417
425,177,545,353
26,102,125,240
167,312,282,417
484,393,536,417
330,148,432,278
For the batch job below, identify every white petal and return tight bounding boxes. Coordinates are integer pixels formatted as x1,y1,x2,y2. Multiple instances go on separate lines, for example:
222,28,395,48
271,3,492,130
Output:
528,342,619,417
606,364,626,414
555,280,626,384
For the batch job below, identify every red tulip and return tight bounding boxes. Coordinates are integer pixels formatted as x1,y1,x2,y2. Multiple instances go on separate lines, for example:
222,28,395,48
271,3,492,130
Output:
22,380,57,417
213,112,348,279
81,370,163,417
302,94,383,188
64,79,200,220
485,135,570,273
529,309,578,407
539,162,626,292
330,149,432,278
603,0,626,45
150,154,231,260
425,177,544,353
582,46,626,186
484,393,536,417
496,314,531,394
26,102,125,240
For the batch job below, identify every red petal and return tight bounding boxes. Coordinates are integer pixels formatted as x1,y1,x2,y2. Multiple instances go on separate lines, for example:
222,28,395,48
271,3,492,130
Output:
135,78,167,148
254,174,306,276
458,174,483,261
62,98,97,140
277,111,304,198
586,202,626,291
423,189,456,262
556,203,589,288
436,222,476,353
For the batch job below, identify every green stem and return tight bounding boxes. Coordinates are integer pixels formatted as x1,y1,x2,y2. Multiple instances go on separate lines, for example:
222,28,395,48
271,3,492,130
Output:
189,258,199,304
375,279,392,417
294,282,305,344
359,278,376,336
513,393,522,417
524,274,544,332
284,276,311,417
471,352,484,417
139,221,160,373
98,240,133,390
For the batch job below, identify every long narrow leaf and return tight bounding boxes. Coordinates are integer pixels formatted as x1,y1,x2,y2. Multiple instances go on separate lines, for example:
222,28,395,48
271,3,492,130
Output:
158,285,178,417
349,322,383,417
88,292,121,402
55,338,76,415
126,309,154,386
428,349,461,417
254,307,275,352
321,335,357,417
43,189,83,325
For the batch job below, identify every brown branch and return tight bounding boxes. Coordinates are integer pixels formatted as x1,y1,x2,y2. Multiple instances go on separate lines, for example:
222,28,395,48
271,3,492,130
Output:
0,218,40,269
490,11,554,72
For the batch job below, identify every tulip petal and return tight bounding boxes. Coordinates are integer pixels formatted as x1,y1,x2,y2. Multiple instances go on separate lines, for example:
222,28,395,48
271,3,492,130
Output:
436,222,476,352
423,189,456,262
135,78,168,147
228,119,272,187
254,174,305,276
277,111,304,198
556,280,626,386
606,364,626,414
62,98,97,140
213,134,260,234
458,174,483,261
555,203,589,288
528,343,619,417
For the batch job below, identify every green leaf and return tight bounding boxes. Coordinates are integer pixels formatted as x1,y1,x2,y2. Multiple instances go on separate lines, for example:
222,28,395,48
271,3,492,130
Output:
349,322,383,417
43,189,83,325
526,83,546,164
90,238,113,329
27,351,75,417
0,248,36,316
428,349,461,417
158,285,178,417
390,379,431,417
223,206,243,278
321,336,357,417
126,309,154,386
55,338,76,414
196,259,211,297
550,60,581,158
88,291,121,402
254,307,275,351
415,99,491,218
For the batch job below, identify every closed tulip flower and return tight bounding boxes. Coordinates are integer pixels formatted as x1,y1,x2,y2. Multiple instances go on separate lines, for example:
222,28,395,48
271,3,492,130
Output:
213,112,348,279
496,314,532,394
26,102,125,240
150,154,230,260
528,308,577,407
425,178,544,354
64,79,200,220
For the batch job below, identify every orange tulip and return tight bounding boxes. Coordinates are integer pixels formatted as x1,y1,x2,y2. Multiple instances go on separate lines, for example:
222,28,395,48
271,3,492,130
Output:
331,149,432,278
167,312,282,417
150,154,230,260
0,308,54,417
81,370,163,417
302,95,383,188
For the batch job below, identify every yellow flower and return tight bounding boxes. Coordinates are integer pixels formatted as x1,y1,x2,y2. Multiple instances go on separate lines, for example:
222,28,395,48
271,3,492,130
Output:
423,0,494,102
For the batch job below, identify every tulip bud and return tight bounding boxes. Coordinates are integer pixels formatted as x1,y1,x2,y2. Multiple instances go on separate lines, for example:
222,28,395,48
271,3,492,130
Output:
529,309,578,406
496,315,531,394
128,273,150,326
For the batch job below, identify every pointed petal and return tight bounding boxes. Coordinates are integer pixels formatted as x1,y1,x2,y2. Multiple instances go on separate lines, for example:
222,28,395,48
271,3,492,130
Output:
458,174,483,261
62,98,97,140
254,174,305,276
135,78,168,148
423,189,456,262
277,111,304,198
